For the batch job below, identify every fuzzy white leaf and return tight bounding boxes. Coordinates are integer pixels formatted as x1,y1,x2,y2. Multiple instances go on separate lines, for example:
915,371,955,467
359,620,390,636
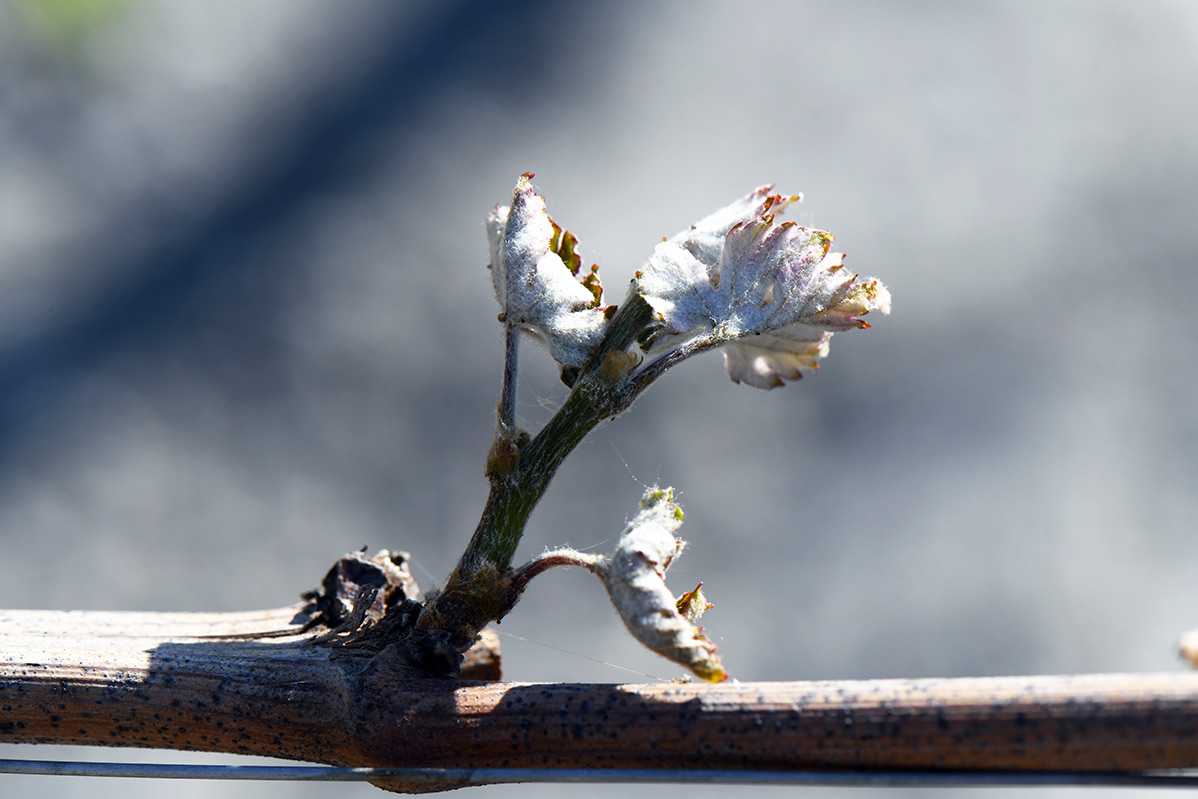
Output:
488,175,607,367
635,186,797,344
635,185,890,388
672,185,801,269
596,487,727,682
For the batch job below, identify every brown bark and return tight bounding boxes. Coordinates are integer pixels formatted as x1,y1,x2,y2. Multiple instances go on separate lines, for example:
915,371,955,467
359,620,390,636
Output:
3,601,1198,792
0,605,497,764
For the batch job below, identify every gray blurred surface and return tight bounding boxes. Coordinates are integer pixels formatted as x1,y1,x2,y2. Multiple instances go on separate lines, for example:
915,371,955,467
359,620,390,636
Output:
2,0,1197,796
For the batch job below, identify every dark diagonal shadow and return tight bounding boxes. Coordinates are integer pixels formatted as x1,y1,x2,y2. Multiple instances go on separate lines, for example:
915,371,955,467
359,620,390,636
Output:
0,0,624,452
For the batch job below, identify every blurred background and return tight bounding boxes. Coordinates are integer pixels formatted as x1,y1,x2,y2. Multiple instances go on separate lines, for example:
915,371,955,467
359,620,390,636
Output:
2,0,1197,797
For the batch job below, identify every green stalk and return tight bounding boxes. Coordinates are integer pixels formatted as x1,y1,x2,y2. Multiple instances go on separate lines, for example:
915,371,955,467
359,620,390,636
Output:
418,295,654,650
460,293,653,573
465,383,607,571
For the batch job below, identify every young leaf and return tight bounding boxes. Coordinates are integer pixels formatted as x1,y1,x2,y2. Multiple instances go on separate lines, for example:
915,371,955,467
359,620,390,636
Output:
675,583,713,624
597,487,727,682
488,174,609,368
511,488,727,681
633,186,798,346
634,185,890,388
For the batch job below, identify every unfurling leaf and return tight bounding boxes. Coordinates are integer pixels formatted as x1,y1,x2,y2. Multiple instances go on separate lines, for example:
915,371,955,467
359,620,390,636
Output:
634,185,890,388
515,488,726,681
509,489,725,681
675,583,713,624
597,487,727,682
488,174,609,367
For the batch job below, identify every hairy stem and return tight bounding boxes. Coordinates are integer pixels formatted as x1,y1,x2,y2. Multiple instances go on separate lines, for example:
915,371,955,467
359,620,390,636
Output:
419,295,655,649
626,330,725,398
471,385,607,570
463,294,654,575
498,324,519,431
